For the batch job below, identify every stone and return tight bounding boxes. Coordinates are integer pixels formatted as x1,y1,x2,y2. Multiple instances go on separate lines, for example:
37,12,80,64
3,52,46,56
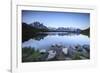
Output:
62,48,68,55
46,50,56,60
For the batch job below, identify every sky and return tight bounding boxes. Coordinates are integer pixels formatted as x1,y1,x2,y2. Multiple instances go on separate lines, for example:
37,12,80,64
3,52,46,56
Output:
22,10,90,30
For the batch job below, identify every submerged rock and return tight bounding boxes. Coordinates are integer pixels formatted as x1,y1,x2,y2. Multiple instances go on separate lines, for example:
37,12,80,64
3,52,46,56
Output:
75,45,83,52
83,45,90,52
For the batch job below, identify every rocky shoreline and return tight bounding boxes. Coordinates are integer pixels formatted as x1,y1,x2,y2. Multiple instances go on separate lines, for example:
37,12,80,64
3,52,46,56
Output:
22,44,90,62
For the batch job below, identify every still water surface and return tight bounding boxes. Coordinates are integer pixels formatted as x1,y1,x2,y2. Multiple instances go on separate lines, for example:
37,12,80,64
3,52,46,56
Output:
22,32,90,50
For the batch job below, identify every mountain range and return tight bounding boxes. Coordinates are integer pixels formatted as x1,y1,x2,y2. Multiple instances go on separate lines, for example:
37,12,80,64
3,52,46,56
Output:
22,22,90,42
23,21,82,32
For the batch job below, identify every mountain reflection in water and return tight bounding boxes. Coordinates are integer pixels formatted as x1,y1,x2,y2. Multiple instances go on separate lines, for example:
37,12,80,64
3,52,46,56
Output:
22,32,90,62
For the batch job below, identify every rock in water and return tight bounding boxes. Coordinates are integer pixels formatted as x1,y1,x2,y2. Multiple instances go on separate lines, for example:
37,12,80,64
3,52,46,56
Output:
62,48,68,55
83,45,90,52
39,49,46,53
46,50,56,60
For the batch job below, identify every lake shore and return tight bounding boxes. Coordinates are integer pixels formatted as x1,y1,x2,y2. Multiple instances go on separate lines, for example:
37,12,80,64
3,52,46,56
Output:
22,44,90,62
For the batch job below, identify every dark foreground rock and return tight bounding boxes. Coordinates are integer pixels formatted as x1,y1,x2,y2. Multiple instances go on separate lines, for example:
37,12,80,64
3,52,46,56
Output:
22,44,90,62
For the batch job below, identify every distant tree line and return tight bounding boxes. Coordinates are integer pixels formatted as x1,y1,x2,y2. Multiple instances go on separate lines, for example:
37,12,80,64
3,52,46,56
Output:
81,27,90,37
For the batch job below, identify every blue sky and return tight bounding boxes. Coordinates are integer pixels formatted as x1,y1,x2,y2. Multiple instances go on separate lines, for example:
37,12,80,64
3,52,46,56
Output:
22,10,90,30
